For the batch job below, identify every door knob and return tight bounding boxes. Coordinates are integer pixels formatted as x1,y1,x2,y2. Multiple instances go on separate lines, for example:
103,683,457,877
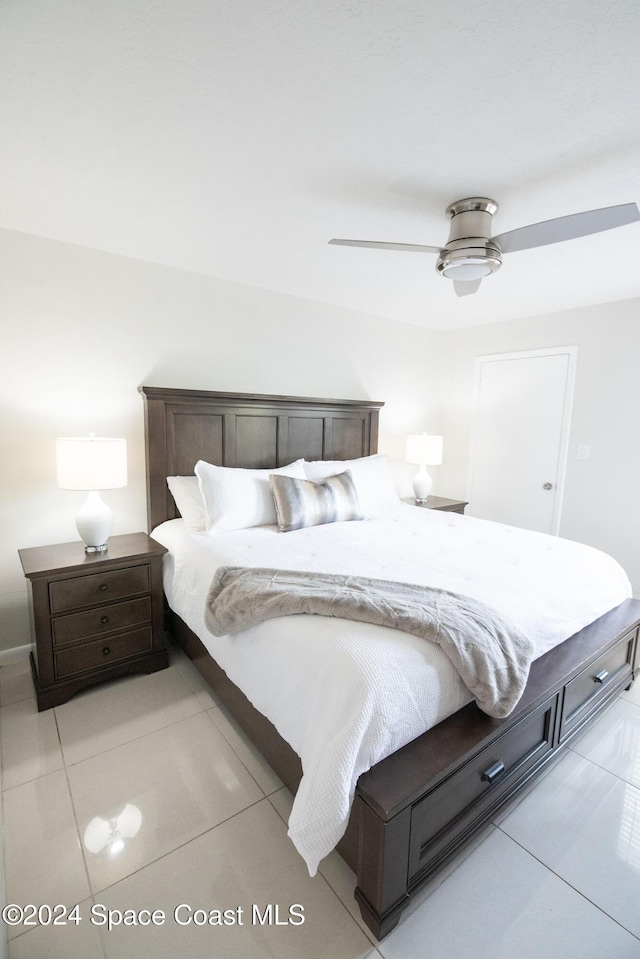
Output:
542,482,553,490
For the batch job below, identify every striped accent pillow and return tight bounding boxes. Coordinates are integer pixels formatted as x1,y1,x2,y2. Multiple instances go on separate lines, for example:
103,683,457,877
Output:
269,470,364,532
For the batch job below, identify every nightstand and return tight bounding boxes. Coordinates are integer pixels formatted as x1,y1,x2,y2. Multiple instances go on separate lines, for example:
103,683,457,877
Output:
19,532,169,711
402,495,468,514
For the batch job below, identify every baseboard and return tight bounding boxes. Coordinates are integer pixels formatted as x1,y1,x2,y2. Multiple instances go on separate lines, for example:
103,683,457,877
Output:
0,644,30,666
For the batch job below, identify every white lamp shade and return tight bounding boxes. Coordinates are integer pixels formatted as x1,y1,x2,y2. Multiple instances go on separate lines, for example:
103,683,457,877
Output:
406,434,443,466
56,437,127,491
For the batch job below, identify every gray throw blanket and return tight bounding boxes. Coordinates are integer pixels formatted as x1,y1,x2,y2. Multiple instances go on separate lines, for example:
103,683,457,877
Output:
205,566,536,718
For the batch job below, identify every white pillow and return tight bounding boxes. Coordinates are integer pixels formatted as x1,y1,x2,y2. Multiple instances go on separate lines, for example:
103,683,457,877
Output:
195,459,307,533
166,476,207,530
304,453,399,516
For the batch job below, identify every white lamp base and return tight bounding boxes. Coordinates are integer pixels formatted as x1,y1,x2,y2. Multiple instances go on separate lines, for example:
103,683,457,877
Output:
412,465,433,503
75,491,113,553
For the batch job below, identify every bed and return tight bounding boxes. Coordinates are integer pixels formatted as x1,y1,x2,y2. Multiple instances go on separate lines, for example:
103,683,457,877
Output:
140,385,640,939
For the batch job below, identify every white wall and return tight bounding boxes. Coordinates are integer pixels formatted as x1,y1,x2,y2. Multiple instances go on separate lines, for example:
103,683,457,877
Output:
4,226,637,656
438,297,640,596
0,228,445,653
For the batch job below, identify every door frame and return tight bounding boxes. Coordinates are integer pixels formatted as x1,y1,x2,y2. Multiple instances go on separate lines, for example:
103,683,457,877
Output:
467,346,578,535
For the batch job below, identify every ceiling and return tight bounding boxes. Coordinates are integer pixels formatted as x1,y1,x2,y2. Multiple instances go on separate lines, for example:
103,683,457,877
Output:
2,0,640,330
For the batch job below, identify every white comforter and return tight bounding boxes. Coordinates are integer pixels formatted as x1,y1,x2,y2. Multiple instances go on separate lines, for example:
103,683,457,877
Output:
152,505,631,874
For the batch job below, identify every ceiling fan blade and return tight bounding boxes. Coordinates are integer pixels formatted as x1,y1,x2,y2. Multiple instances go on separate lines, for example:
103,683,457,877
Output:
329,238,441,254
494,202,640,255
453,278,482,297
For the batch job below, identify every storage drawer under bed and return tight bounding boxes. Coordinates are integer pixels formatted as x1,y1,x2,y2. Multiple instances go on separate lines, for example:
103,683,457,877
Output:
408,693,558,882
559,628,637,742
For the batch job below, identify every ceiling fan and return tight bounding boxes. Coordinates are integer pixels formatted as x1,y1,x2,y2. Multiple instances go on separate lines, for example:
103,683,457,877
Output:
329,197,640,297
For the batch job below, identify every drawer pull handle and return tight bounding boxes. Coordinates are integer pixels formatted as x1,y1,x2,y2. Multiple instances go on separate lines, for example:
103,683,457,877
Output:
102,646,111,656
594,669,609,684
99,584,108,592
100,616,109,625
481,760,505,784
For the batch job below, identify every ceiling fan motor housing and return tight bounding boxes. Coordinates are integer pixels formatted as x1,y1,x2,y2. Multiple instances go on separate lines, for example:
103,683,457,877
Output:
436,197,502,280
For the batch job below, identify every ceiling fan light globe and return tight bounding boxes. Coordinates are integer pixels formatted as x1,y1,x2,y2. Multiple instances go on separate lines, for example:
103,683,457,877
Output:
441,261,494,281
436,246,502,282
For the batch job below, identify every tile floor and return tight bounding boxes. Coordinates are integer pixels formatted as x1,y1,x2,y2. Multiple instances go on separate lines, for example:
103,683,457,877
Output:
1,644,640,958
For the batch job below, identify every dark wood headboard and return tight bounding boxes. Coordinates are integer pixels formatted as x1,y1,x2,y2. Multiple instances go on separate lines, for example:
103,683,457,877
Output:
139,386,384,532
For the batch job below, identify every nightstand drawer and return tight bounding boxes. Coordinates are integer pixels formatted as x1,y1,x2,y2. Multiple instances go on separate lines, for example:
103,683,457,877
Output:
52,597,152,646
49,565,151,613
54,627,154,680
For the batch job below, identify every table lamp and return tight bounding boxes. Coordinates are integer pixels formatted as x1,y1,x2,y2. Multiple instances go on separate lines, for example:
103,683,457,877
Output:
56,435,127,553
406,434,443,503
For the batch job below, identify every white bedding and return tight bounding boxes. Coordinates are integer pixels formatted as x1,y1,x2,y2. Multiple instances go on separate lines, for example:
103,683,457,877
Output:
152,504,631,874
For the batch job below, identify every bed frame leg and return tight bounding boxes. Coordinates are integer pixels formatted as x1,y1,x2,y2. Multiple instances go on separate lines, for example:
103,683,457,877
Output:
354,888,406,940
352,796,412,940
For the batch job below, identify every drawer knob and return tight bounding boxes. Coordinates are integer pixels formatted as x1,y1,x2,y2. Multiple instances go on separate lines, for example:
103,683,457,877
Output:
99,583,108,592
481,760,505,784
102,646,111,656
593,669,609,684
100,616,109,625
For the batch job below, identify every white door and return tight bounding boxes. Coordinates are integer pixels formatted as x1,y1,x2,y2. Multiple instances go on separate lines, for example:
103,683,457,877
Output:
468,348,576,534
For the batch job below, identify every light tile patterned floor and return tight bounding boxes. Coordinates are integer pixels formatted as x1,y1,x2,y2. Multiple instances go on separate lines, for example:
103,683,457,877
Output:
1,646,639,958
